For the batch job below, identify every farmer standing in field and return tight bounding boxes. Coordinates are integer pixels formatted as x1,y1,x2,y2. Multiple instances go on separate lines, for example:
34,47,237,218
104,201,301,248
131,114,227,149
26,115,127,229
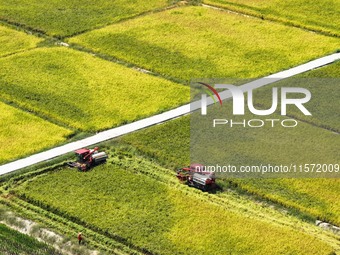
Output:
77,232,83,245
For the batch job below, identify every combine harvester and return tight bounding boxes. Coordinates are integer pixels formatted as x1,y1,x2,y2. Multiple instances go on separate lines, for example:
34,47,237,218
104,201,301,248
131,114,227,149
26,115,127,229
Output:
67,147,108,171
176,164,216,191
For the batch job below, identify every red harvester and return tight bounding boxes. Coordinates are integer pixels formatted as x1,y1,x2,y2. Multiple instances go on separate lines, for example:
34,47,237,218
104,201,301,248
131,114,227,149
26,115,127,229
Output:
67,147,108,171
176,164,216,191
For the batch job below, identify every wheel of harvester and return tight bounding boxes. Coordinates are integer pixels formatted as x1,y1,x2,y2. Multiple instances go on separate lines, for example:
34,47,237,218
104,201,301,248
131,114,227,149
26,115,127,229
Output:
85,162,91,171
187,180,194,187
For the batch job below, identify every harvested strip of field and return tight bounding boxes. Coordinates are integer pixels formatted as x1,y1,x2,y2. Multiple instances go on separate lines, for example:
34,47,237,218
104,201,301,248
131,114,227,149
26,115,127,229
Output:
203,0,340,37
0,102,71,168
15,163,335,255
0,47,189,132
0,25,42,57
0,0,170,37
69,6,340,81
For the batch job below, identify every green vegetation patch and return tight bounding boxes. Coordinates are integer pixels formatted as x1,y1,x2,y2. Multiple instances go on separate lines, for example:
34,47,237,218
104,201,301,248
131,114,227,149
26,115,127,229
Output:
204,0,340,37
0,25,42,57
0,0,171,37
0,102,72,164
0,47,189,132
0,223,61,255
69,6,339,81
15,163,334,255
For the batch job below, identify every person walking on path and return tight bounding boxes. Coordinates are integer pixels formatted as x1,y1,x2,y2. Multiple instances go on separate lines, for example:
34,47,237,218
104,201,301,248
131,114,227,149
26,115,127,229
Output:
77,232,83,245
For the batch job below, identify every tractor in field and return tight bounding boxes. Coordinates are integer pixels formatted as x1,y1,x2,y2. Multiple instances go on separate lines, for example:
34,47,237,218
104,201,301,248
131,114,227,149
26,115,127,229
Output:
67,147,108,171
176,164,216,191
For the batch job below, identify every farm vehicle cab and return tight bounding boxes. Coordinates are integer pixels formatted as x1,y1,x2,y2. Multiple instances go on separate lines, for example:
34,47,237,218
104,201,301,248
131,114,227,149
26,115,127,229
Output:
67,147,108,171
176,164,216,191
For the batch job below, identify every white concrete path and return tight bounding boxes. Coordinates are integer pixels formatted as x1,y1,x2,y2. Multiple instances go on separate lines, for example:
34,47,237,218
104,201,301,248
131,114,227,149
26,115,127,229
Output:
1,53,339,176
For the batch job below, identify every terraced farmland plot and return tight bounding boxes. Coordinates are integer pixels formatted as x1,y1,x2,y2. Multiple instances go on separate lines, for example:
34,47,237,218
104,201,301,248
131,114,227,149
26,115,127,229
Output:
0,223,61,255
204,0,340,37
0,25,42,57
14,164,335,255
0,0,171,37
69,6,340,81
0,47,189,132
0,101,72,165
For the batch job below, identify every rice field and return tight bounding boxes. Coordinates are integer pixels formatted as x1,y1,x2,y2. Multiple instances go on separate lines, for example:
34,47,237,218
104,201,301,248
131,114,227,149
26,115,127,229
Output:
0,1,339,254
120,109,340,224
69,6,340,81
0,101,72,164
0,25,42,57
203,0,340,37
0,47,189,132
13,162,335,255
251,61,340,132
0,0,171,37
